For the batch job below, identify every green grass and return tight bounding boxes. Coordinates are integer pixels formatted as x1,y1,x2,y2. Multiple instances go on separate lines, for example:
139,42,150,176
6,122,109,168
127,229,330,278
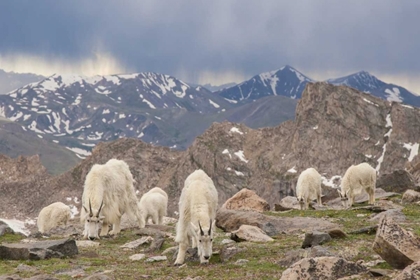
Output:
1,201,418,279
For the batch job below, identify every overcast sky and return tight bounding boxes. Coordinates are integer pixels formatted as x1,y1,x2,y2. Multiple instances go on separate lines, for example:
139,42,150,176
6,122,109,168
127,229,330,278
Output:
0,1,419,92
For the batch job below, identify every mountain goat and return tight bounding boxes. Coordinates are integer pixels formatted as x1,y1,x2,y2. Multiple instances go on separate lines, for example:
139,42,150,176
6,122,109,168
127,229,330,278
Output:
174,169,218,265
296,167,322,210
37,202,71,233
80,159,141,240
339,162,376,208
138,187,168,228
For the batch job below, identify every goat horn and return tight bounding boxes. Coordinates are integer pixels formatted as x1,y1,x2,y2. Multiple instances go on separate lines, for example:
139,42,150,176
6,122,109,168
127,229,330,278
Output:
89,199,93,217
198,220,204,236
97,200,104,218
208,219,212,235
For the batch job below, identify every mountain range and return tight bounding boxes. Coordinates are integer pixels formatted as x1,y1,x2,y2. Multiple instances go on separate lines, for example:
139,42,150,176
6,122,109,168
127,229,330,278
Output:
0,66,418,173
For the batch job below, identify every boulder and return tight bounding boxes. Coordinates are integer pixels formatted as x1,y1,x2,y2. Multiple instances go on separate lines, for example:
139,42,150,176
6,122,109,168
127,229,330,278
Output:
369,209,407,224
230,225,273,242
376,170,416,193
221,188,270,212
327,228,347,239
220,244,244,262
0,239,78,260
402,189,420,203
394,260,420,280
301,231,332,248
120,236,153,250
216,208,339,236
278,246,335,268
372,216,420,269
280,257,367,280
0,222,14,236
275,196,300,210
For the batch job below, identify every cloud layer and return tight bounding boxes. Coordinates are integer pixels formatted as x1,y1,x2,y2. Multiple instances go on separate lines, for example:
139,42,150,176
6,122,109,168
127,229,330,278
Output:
1,1,419,91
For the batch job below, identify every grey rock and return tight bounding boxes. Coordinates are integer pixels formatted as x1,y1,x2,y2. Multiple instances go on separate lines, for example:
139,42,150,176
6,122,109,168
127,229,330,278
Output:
280,257,367,280
301,231,332,248
145,255,167,262
278,249,307,267
0,239,78,260
348,225,378,235
376,169,416,193
402,189,420,203
234,259,249,265
216,208,339,236
120,236,153,250
0,224,14,236
370,209,407,224
327,228,347,239
129,253,146,261
373,216,420,269
231,225,273,242
220,244,244,262
394,260,420,280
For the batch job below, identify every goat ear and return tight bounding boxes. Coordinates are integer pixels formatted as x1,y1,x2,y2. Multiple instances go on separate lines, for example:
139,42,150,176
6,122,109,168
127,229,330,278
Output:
337,189,343,198
82,205,88,214
190,222,198,232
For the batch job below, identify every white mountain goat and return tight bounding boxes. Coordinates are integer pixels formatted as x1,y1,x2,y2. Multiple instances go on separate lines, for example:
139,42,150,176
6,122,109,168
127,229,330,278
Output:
138,187,168,228
37,202,71,233
339,162,376,208
295,168,322,210
80,159,141,240
174,169,218,265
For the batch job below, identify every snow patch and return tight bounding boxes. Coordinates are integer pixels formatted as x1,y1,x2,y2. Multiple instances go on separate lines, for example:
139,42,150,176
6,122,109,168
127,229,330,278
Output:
385,87,402,102
229,127,244,135
234,150,248,163
403,143,419,162
209,99,220,108
142,99,156,109
362,98,379,107
0,218,30,236
287,166,297,173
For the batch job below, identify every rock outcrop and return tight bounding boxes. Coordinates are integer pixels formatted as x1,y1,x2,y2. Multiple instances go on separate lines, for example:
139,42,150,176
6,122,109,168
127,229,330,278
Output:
373,216,420,269
221,188,270,212
280,257,367,280
0,239,78,260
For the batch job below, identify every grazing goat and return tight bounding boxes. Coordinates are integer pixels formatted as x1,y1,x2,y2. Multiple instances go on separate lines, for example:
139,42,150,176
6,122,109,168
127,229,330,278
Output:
296,167,322,210
138,187,168,228
37,202,71,233
339,162,376,208
80,159,141,240
174,169,218,265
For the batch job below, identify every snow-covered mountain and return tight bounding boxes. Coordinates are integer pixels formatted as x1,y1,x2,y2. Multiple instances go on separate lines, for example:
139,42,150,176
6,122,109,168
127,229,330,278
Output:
327,71,420,107
216,65,314,101
0,72,232,158
0,69,45,95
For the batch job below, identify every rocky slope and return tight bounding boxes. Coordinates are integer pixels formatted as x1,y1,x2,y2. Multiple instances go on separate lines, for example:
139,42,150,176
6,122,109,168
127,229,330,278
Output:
1,82,420,219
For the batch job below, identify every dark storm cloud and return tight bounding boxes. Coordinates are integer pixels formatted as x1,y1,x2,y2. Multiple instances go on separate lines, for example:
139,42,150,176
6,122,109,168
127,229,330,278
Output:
0,0,419,84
